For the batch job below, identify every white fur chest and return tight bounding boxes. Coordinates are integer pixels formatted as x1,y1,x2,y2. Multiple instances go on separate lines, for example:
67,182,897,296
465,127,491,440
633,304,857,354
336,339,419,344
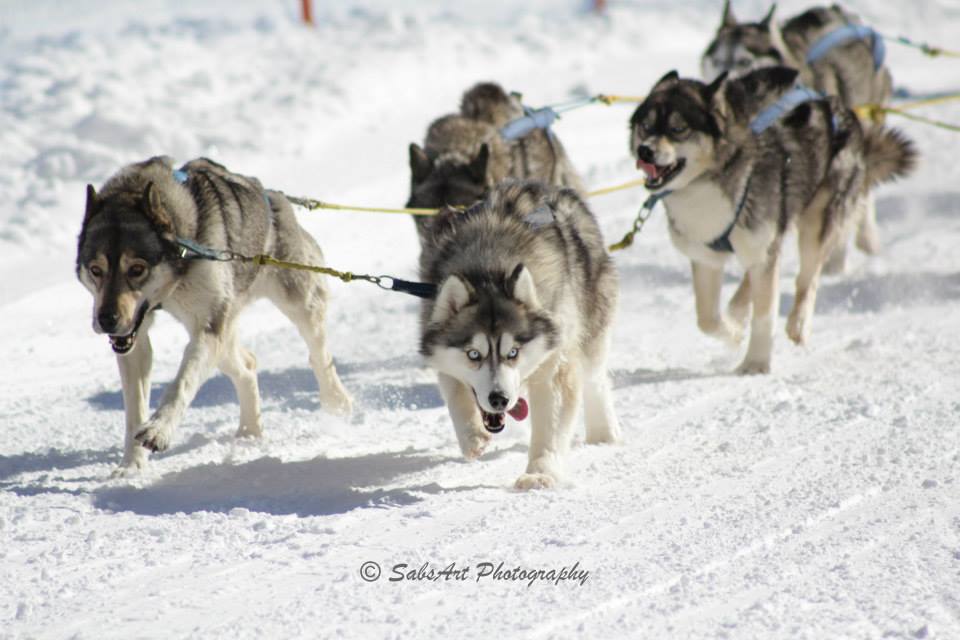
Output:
662,180,735,267
661,179,776,269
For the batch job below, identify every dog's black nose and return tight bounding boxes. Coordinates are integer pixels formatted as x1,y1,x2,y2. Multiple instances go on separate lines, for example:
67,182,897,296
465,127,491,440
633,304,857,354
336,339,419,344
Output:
98,310,119,333
488,391,508,412
636,145,655,163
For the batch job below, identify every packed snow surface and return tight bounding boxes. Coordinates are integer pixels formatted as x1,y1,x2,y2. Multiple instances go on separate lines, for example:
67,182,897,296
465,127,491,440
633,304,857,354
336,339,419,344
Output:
1,1,959,638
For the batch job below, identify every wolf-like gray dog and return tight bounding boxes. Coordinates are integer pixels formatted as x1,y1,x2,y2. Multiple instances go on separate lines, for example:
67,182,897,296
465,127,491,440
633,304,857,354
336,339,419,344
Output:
629,68,914,374
701,2,895,270
419,181,619,490
77,156,352,475
407,82,585,243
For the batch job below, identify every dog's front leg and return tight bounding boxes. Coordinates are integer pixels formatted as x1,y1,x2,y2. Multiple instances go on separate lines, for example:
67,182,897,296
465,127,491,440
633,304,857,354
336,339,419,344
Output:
515,357,581,491
437,373,490,460
113,332,153,476
135,329,221,453
736,256,781,375
692,261,743,346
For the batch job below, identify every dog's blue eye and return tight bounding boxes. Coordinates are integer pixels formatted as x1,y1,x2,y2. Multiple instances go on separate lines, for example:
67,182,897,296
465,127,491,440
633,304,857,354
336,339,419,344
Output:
467,349,482,362
671,125,688,135
506,347,519,360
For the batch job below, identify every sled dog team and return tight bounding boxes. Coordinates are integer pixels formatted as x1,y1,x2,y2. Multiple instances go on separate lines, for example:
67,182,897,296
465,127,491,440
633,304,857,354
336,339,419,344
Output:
77,3,915,489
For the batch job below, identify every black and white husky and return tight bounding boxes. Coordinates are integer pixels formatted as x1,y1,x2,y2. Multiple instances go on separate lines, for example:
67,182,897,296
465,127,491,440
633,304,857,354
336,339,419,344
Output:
629,68,914,374
419,181,619,490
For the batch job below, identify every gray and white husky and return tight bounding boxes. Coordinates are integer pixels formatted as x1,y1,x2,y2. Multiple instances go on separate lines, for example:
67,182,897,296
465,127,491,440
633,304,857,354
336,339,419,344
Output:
76,156,352,475
407,82,584,243
701,2,894,268
419,181,619,490
628,68,914,374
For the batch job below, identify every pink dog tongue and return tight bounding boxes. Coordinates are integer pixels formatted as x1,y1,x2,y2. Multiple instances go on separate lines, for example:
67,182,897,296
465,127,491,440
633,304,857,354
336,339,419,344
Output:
508,397,529,421
636,158,660,179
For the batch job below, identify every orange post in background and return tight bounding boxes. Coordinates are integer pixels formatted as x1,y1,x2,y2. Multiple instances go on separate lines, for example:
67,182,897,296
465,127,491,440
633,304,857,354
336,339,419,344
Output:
301,0,314,26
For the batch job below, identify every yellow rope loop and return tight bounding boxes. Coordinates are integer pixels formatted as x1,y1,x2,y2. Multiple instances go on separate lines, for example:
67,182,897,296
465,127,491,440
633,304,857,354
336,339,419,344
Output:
608,229,637,253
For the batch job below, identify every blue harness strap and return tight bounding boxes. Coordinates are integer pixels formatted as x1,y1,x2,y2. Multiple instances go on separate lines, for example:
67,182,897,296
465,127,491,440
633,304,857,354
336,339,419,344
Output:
500,106,559,141
806,24,885,69
749,85,823,134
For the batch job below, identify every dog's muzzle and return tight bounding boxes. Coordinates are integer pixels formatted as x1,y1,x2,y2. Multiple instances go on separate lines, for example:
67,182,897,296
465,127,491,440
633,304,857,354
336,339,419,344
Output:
108,301,152,355
478,397,529,433
637,157,686,190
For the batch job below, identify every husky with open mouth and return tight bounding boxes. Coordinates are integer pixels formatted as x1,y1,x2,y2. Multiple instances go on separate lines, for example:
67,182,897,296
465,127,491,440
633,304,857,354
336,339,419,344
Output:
76,156,353,476
629,68,914,374
701,2,894,271
419,181,620,490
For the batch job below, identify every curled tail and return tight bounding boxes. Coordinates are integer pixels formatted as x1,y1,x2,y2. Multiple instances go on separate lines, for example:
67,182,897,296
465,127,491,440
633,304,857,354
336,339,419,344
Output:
460,82,523,128
863,126,917,187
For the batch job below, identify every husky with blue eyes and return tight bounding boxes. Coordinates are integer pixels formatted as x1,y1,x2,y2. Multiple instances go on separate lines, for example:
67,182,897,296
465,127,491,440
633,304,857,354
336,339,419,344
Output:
419,181,619,490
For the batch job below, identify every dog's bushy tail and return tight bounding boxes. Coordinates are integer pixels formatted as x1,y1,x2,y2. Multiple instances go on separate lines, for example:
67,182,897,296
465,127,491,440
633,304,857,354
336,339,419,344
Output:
863,126,917,187
460,82,523,128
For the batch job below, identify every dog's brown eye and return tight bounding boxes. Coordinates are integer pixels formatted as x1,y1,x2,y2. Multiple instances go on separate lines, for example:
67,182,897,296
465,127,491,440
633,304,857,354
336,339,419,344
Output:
128,264,147,279
89,265,103,278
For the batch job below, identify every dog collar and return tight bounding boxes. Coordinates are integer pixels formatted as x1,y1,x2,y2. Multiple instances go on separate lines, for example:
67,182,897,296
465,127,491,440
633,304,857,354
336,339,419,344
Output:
750,85,823,135
806,24,885,70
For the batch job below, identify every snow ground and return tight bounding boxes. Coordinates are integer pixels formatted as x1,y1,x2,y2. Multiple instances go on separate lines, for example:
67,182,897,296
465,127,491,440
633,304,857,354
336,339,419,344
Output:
1,1,959,638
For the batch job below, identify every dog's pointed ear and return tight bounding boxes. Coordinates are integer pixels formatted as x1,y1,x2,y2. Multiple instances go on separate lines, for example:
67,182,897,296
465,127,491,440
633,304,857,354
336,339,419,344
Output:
760,3,777,27
142,182,176,239
409,143,433,184
469,144,489,183
431,275,473,323
765,7,788,56
706,71,728,99
507,263,540,309
652,70,680,93
721,0,737,27
83,184,98,226
709,73,733,136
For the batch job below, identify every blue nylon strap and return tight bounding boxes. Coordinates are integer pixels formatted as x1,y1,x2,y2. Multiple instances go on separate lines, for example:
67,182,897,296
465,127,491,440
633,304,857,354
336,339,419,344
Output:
806,24,885,69
500,106,559,140
749,85,823,134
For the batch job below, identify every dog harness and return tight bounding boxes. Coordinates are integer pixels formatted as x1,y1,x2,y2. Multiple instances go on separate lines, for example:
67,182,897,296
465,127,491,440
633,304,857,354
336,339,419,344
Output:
705,174,753,253
500,106,559,141
749,85,823,134
805,24,886,70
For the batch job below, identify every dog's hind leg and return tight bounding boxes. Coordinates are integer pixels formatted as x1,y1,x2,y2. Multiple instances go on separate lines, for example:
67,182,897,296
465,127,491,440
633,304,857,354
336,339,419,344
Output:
581,330,620,445
113,327,153,476
736,252,781,375
516,357,581,490
855,192,880,255
273,278,353,417
787,209,837,347
437,373,491,460
218,329,262,438
692,261,743,345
